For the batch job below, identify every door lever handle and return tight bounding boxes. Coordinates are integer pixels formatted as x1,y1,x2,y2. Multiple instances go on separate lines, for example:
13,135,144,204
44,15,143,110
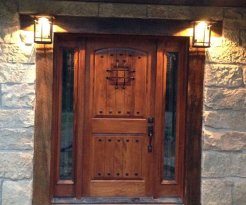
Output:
148,126,153,137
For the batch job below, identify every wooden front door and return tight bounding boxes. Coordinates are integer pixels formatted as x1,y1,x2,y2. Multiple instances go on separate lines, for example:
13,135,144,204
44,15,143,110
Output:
53,35,187,200
82,38,156,196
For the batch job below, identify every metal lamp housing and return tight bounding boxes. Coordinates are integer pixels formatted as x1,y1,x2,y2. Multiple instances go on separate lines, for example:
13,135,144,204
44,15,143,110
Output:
192,21,211,48
34,16,53,44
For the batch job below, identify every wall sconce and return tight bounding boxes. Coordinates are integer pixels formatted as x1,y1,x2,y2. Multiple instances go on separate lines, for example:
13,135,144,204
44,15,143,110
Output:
34,16,54,44
192,21,212,48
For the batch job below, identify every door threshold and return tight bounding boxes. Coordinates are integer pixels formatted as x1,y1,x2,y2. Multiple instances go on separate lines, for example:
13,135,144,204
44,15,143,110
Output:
52,197,183,204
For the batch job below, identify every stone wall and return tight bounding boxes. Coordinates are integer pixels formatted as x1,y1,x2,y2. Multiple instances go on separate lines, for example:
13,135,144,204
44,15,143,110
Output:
0,0,245,205
0,1,35,205
202,8,246,205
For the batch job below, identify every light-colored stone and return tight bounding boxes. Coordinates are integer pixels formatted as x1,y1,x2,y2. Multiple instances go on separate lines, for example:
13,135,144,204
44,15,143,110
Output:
20,30,34,45
240,30,246,47
204,110,246,131
206,47,231,63
0,128,33,150
206,45,246,64
223,29,240,47
202,151,235,177
204,64,243,88
243,66,246,85
230,46,246,64
202,179,232,205
233,180,246,205
203,129,246,151
2,26,21,44
2,180,32,205
204,88,246,110
2,84,35,108
1,44,35,64
99,3,147,18
0,36,4,43
0,109,34,129
232,153,246,177
210,36,223,47
0,63,35,83
0,152,33,179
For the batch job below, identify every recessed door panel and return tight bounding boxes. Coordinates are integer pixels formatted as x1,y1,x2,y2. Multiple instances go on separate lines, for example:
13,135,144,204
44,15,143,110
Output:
92,136,143,179
93,48,147,117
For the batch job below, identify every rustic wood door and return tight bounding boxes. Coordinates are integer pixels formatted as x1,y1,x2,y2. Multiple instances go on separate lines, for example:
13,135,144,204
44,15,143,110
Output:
82,38,156,196
52,36,187,200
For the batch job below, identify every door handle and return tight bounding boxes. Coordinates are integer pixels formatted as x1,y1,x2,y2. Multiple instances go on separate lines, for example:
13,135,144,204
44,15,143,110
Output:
148,126,153,137
147,117,154,152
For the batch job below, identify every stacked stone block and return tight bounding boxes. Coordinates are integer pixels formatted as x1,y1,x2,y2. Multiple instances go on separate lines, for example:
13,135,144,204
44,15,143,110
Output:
0,1,34,205
202,8,246,205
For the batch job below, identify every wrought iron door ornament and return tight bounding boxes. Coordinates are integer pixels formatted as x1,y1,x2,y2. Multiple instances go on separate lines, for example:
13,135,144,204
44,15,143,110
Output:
106,59,135,89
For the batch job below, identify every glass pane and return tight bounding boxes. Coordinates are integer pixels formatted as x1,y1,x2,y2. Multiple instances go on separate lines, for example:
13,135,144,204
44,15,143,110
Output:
163,52,178,180
59,48,75,180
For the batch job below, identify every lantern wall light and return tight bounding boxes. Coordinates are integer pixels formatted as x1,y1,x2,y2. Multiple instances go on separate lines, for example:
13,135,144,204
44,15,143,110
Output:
192,21,212,48
34,16,54,44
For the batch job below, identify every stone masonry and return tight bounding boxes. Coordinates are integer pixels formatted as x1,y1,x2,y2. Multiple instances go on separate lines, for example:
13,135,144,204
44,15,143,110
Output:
202,8,246,205
0,0,245,205
0,1,35,205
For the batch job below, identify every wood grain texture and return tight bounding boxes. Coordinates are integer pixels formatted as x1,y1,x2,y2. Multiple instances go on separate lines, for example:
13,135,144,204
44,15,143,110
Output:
153,39,187,198
83,38,156,197
184,49,204,205
75,40,86,198
33,48,53,205
51,39,82,197
93,48,147,117
92,118,146,134
47,35,202,205
92,136,143,179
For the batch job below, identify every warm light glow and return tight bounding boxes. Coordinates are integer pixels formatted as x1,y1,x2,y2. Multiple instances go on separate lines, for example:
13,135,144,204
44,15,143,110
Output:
193,21,211,47
34,16,53,44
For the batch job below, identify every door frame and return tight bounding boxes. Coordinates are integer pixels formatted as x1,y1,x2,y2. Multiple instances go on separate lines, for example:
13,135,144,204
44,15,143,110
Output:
33,33,204,205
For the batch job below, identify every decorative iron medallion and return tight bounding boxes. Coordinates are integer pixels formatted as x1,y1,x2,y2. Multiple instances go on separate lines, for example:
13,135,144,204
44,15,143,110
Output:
106,59,135,89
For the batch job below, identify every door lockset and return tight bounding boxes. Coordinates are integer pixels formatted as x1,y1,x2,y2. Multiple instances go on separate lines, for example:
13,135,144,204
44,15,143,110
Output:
147,117,154,152
148,125,153,137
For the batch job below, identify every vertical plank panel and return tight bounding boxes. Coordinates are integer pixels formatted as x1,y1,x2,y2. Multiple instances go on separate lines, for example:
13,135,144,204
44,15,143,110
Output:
153,41,165,197
134,53,147,117
131,137,143,178
185,49,204,205
34,48,53,205
106,51,116,115
115,51,125,116
113,137,123,177
122,136,143,179
124,52,134,116
104,137,115,178
93,137,105,178
75,41,85,198
94,52,107,115
122,136,131,178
